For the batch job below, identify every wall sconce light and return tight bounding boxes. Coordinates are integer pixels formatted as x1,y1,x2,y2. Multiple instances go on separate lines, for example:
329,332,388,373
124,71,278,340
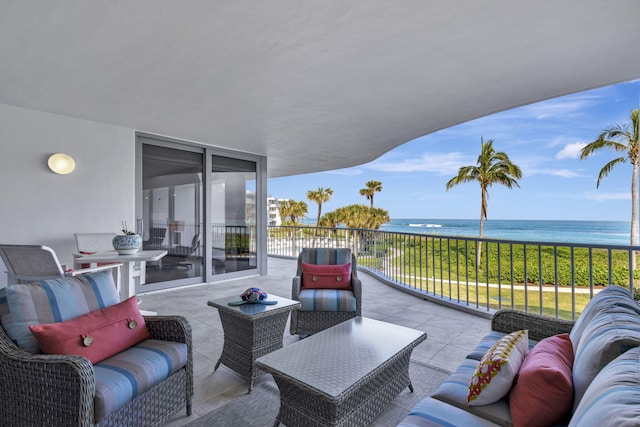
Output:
48,153,76,175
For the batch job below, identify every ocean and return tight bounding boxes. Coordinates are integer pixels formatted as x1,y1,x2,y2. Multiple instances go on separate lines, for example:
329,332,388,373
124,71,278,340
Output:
380,219,631,245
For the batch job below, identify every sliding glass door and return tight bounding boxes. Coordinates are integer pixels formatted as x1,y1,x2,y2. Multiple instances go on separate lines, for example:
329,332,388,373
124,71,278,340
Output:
136,133,266,292
211,156,257,275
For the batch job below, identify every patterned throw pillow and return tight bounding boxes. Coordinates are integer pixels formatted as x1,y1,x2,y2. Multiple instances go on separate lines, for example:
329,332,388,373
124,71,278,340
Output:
467,329,529,406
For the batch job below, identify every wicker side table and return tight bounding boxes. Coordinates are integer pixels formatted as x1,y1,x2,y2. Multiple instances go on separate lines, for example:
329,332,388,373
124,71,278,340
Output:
207,294,300,392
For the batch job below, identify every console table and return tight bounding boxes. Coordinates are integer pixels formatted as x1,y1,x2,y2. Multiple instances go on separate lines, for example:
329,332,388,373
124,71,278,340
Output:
76,250,167,300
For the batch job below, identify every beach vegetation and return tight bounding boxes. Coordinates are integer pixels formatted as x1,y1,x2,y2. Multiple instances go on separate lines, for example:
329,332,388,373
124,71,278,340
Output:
278,199,308,226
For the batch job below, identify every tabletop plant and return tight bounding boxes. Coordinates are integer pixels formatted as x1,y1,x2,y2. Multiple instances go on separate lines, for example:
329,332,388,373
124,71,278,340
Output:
121,221,137,235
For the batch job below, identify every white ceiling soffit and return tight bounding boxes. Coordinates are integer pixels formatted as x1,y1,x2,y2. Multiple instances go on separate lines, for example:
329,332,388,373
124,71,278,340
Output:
1,1,639,178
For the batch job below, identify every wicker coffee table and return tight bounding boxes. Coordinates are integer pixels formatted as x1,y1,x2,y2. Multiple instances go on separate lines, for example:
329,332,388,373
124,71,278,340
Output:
207,293,300,392
256,316,427,426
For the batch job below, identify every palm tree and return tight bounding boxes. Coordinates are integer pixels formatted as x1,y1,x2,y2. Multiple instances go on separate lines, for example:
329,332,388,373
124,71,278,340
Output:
278,199,294,225
289,200,308,225
446,138,522,265
319,211,340,228
580,109,640,269
278,199,308,254
365,207,391,230
364,207,390,258
359,180,382,208
335,204,370,255
319,210,341,242
307,187,334,247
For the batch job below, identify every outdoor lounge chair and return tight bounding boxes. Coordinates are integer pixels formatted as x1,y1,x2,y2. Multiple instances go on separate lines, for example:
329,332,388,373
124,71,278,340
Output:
0,243,122,291
165,234,200,269
143,227,167,250
290,247,362,336
0,244,193,426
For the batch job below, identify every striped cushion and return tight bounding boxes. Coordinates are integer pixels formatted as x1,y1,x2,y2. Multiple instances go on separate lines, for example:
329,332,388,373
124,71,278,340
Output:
572,303,640,410
398,397,502,427
432,359,512,427
1,271,119,353
570,285,637,353
299,248,352,266
298,289,357,312
569,347,640,427
94,339,188,422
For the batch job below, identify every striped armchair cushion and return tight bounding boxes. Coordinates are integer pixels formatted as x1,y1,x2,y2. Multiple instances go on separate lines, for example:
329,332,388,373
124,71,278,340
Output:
1,271,119,353
298,289,357,312
299,248,352,266
94,339,188,422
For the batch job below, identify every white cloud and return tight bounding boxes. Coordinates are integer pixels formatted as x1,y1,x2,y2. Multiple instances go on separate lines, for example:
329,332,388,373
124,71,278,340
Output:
583,191,630,201
552,169,582,178
522,96,598,120
323,168,363,176
366,152,469,175
556,142,586,159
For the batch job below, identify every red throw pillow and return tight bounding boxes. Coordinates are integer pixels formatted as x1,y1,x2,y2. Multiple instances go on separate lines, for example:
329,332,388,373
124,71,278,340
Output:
301,263,352,289
509,333,574,427
29,296,151,364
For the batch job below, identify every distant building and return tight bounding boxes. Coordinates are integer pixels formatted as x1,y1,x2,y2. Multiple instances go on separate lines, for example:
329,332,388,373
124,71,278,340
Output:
267,196,289,226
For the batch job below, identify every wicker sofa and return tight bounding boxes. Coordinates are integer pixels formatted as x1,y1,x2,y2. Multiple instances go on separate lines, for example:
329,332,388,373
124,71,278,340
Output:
399,286,640,427
0,271,193,427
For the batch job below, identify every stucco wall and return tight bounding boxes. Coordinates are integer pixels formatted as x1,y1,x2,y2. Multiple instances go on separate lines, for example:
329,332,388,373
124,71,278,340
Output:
0,104,135,286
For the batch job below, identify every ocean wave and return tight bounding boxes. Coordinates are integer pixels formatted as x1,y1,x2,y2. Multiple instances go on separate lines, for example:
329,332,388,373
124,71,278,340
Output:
409,223,442,228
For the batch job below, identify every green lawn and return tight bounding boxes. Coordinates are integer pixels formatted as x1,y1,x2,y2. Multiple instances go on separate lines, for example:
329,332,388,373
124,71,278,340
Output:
392,276,594,320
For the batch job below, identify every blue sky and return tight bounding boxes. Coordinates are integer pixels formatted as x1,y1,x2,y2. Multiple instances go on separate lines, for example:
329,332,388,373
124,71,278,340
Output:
268,80,640,222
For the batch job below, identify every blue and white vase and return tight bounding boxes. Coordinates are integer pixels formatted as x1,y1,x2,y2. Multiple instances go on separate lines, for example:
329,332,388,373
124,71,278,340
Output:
112,234,142,255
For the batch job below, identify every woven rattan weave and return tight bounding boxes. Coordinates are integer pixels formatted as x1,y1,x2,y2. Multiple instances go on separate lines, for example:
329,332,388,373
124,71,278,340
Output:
208,293,300,392
256,317,426,427
491,309,575,341
0,314,193,427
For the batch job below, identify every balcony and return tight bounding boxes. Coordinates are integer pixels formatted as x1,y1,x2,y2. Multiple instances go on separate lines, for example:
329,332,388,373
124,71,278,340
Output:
268,225,640,320
142,225,639,425
140,256,491,426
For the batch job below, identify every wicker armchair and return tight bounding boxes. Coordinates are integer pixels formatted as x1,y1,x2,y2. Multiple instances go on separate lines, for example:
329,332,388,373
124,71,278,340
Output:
290,248,362,336
0,314,193,427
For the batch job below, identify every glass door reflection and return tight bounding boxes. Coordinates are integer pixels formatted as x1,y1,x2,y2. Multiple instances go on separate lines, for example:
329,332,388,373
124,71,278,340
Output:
211,156,257,274
141,144,204,289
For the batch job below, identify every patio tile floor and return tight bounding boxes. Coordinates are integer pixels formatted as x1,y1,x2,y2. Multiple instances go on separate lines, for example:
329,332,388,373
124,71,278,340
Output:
138,257,491,426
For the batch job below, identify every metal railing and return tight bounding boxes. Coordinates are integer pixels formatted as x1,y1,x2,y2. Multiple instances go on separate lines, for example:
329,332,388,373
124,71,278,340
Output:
267,225,640,320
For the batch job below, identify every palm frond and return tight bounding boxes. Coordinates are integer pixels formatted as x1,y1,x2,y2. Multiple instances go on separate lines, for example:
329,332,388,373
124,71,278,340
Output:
596,157,626,188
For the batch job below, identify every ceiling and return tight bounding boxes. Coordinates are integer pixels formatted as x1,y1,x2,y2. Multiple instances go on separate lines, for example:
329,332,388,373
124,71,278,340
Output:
1,1,639,177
